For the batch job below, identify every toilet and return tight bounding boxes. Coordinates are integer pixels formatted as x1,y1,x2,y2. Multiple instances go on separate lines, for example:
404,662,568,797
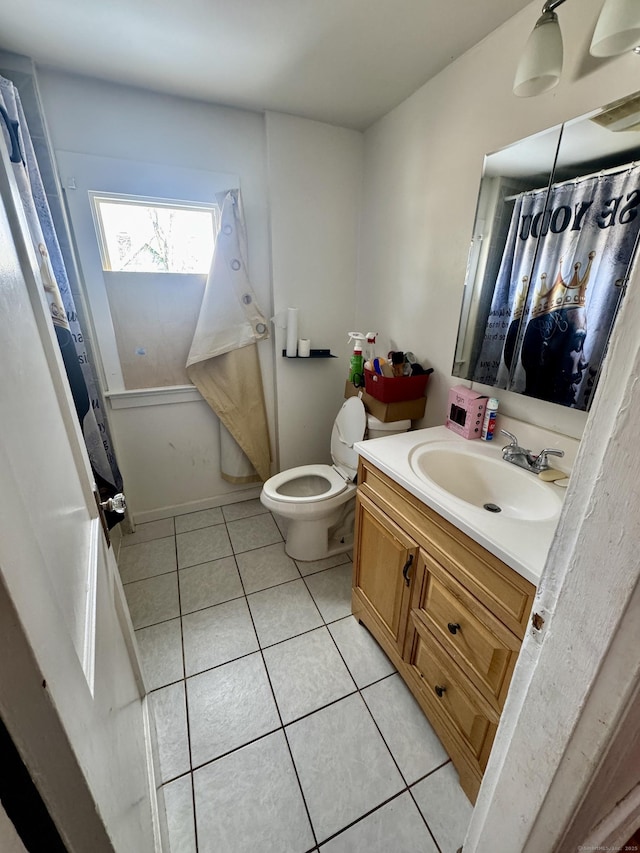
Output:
260,398,411,561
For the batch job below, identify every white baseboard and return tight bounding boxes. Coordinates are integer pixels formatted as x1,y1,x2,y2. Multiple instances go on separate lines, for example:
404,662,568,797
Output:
132,486,263,525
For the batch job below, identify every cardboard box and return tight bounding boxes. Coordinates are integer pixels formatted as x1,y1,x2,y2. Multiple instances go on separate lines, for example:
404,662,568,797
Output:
344,381,427,422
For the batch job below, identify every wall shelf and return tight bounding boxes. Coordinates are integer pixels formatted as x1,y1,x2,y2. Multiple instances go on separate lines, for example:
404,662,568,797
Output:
282,349,337,358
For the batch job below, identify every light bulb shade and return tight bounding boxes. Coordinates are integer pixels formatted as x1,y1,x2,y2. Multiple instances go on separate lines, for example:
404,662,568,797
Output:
514,12,563,98
590,0,640,57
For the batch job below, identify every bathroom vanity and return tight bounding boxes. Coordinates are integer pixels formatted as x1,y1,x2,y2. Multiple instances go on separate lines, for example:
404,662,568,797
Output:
352,427,562,802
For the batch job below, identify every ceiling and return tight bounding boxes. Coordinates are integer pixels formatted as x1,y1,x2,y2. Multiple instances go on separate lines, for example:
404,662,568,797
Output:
0,0,533,131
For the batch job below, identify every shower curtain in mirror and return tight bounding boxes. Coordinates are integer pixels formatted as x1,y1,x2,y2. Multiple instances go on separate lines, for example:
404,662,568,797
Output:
0,74,124,519
473,163,640,410
187,189,271,483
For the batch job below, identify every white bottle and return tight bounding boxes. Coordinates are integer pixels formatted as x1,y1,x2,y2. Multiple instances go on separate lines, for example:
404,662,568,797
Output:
364,332,378,363
481,398,499,440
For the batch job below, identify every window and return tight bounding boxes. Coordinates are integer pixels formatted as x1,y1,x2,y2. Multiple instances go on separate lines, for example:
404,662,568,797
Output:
90,193,220,274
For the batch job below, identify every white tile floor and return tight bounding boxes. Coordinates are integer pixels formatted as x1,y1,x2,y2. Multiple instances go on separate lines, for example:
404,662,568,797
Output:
119,498,473,853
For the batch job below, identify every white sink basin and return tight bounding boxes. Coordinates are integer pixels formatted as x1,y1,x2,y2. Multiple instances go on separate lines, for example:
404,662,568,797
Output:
408,441,563,522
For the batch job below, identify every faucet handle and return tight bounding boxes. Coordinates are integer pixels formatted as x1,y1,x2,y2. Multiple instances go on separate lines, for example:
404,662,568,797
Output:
535,448,565,470
500,429,519,447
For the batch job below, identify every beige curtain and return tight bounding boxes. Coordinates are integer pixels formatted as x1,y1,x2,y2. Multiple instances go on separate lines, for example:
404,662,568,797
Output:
187,190,271,483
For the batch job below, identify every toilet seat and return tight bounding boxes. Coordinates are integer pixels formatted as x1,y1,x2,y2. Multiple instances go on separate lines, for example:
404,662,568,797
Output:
262,398,367,506
262,463,349,504
259,398,368,560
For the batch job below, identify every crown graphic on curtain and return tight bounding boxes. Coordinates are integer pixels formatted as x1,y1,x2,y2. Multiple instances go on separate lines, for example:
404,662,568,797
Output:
530,251,596,318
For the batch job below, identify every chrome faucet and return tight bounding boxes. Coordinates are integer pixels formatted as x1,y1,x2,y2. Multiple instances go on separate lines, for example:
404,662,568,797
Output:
500,430,564,473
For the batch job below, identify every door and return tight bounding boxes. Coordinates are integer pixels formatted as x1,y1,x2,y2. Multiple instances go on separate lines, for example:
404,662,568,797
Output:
0,140,157,848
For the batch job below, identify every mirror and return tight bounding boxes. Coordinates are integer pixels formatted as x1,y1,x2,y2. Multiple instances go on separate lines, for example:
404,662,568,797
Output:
454,92,640,411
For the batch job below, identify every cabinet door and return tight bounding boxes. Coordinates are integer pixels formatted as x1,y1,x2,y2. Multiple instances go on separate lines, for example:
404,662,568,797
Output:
352,493,417,653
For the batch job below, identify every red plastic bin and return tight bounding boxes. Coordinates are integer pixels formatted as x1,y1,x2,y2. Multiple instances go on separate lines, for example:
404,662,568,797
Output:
364,368,430,403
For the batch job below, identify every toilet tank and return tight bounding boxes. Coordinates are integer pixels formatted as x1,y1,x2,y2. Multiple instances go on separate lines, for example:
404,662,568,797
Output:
366,414,411,440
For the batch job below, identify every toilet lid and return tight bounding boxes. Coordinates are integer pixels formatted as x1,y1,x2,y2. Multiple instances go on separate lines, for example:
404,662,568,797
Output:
330,397,367,480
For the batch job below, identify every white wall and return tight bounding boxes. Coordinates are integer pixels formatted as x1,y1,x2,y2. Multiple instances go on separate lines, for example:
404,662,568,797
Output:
34,71,365,517
357,0,640,440
266,112,363,470
35,69,273,518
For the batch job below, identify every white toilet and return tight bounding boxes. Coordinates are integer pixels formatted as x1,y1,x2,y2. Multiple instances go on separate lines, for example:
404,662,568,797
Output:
260,398,411,561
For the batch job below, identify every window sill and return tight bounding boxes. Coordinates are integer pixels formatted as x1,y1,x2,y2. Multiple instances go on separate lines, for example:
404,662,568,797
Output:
105,386,202,409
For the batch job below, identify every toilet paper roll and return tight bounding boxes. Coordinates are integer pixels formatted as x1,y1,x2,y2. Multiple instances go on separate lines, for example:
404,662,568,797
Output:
298,338,311,357
286,307,298,357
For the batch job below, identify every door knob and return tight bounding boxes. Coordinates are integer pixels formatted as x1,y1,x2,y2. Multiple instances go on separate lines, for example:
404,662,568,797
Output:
100,493,127,514
447,622,461,635
434,685,446,698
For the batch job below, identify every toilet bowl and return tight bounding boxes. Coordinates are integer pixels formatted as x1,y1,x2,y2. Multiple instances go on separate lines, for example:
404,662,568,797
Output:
261,398,412,561
260,397,367,561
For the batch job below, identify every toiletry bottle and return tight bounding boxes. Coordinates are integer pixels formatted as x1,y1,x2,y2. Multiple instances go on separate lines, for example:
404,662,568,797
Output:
481,397,499,440
349,340,364,386
364,332,377,363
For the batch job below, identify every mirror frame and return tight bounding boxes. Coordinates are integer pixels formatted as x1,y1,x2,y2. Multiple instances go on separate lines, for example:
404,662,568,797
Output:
453,92,640,413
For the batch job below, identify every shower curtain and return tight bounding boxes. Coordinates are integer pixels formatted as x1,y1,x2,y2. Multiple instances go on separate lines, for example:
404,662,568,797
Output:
473,163,640,409
0,75,124,517
187,189,271,483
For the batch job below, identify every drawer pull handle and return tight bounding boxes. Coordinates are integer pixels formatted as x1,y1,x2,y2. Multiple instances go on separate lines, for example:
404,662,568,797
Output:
447,622,461,635
402,554,414,587
434,685,446,698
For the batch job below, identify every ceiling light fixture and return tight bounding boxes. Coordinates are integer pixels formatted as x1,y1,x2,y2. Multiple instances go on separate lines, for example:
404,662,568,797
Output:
514,0,567,98
590,0,640,57
514,0,640,98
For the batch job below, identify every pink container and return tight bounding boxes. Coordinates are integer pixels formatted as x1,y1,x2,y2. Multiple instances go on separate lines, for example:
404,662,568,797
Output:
445,385,488,440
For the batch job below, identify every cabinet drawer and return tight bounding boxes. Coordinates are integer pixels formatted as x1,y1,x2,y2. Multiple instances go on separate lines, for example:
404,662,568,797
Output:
414,553,521,710
407,618,498,772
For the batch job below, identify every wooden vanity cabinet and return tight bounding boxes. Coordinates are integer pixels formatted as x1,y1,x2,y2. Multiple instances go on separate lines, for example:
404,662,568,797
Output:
352,458,536,803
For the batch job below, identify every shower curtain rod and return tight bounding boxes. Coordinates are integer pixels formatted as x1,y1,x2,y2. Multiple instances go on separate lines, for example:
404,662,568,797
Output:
504,159,640,201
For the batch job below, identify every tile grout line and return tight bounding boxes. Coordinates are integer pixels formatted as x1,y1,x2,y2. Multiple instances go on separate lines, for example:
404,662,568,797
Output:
292,548,445,849
126,545,350,629
322,599,444,851
233,515,441,847
145,589,362,698
228,514,320,852
172,523,200,853
129,508,455,851
316,788,413,849
359,685,444,853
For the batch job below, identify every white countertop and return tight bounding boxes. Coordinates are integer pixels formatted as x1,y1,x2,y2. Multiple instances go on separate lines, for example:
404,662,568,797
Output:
355,426,565,586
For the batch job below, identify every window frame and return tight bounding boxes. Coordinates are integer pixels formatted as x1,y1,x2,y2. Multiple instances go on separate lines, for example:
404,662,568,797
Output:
88,191,220,274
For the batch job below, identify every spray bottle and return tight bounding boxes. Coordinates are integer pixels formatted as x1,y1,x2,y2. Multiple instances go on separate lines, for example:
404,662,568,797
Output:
364,332,378,364
347,332,366,385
